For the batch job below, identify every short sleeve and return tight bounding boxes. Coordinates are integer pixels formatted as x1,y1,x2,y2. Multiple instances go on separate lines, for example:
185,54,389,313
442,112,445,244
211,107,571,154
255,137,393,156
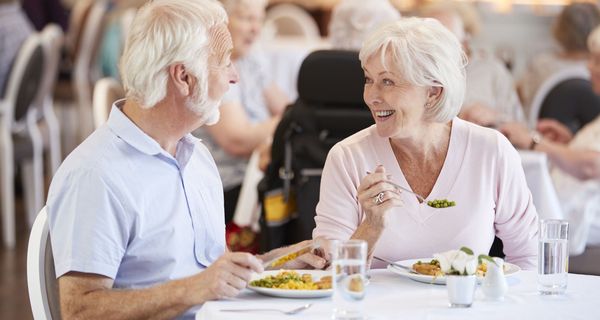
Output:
47,167,130,279
493,134,539,270
313,144,362,241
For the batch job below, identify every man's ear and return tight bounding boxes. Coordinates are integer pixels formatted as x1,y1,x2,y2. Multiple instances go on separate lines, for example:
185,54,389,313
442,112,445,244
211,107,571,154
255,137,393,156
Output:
169,63,191,97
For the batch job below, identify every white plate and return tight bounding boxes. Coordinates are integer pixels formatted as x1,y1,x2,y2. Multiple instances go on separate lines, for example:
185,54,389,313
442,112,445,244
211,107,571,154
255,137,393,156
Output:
248,270,333,298
387,258,521,285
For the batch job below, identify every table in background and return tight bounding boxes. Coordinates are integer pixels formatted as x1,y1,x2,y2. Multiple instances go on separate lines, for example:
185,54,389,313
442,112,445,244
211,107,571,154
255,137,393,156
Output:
196,269,600,319
519,150,563,220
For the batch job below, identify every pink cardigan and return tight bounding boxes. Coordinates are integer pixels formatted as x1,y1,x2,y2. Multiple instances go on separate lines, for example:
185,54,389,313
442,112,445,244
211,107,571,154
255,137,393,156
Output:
313,118,538,270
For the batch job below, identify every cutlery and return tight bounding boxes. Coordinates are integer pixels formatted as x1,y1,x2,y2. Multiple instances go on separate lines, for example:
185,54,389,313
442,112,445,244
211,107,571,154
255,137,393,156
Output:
262,242,319,268
220,303,313,315
374,256,413,272
365,171,426,203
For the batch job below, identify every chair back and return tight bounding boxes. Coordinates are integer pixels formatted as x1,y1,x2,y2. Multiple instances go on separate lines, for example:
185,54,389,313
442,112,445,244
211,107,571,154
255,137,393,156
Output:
264,4,320,41
527,66,590,129
39,24,64,109
27,207,61,320
2,33,45,126
93,78,124,128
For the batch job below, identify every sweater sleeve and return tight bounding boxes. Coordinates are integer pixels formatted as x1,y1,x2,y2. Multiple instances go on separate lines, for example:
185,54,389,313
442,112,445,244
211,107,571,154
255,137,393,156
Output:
313,144,362,241
494,133,539,270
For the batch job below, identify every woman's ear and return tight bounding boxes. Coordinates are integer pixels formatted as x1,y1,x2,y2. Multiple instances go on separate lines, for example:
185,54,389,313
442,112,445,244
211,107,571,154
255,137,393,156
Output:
169,63,191,97
427,86,443,107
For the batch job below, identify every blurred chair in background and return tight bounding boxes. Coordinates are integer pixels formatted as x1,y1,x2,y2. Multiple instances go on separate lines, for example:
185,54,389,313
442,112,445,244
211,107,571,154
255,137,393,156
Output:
519,3,600,115
92,77,123,129
27,207,61,320
328,0,400,51
264,3,320,41
0,33,45,247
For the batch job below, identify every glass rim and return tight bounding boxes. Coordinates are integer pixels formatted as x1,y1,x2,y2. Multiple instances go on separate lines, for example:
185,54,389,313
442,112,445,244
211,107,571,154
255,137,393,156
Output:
539,219,569,225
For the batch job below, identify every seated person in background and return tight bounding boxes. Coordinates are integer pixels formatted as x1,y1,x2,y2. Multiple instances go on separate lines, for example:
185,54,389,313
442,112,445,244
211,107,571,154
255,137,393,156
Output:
47,1,324,319
313,18,538,270
0,0,34,97
328,0,400,51
194,0,289,224
518,3,600,115
501,26,600,256
22,0,69,31
419,1,525,127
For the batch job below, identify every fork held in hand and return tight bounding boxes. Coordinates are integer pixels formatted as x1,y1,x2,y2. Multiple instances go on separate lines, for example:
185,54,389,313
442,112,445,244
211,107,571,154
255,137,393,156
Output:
220,303,313,315
365,171,426,203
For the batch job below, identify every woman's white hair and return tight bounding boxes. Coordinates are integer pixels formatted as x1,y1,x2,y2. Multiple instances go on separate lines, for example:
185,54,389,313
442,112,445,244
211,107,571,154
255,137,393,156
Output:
120,0,227,108
588,25,600,54
329,0,401,51
220,0,268,14
359,17,467,122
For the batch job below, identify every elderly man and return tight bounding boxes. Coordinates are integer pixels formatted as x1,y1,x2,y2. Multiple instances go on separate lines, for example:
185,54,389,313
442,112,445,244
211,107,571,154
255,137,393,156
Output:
46,1,324,319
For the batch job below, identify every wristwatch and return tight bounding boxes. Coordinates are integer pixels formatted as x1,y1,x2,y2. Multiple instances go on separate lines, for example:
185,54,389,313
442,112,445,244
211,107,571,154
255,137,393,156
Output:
529,131,542,150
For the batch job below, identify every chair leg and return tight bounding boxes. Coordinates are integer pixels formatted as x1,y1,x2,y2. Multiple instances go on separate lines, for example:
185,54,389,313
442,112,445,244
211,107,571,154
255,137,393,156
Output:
0,124,16,248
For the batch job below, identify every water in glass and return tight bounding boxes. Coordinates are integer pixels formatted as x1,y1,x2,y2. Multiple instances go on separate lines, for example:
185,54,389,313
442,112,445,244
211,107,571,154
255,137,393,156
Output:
332,258,366,319
538,238,568,294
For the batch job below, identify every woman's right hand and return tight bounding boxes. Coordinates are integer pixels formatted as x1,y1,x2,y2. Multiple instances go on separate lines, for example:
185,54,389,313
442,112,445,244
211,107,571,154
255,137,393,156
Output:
536,118,573,144
357,165,404,231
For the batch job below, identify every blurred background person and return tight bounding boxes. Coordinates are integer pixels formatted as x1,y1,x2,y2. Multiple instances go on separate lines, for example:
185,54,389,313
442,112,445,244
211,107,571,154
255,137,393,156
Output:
501,25,600,258
21,0,69,32
328,0,400,51
420,1,525,127
518,2,600,117
194,0,290,246
0,0,34,97
313,18,537,270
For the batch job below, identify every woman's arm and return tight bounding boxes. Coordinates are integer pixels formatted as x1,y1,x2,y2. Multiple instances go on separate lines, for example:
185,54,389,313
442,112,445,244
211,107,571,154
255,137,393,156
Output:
205,101,280,157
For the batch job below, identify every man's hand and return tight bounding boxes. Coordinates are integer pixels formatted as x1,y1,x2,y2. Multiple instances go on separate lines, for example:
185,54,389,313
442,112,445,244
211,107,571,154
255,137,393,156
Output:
537,118,573,144
188,252,263,303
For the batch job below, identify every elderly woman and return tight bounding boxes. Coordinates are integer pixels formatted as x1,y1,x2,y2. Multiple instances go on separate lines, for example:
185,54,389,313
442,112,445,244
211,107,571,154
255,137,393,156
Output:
501,26,600,257
195,0,289,225
313,18,538,270
328,0,400,51
519,3,600,119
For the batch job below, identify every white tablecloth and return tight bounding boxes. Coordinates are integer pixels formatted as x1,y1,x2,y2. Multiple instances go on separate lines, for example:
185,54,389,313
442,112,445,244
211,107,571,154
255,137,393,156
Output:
519,150,563,220
196,269,600,319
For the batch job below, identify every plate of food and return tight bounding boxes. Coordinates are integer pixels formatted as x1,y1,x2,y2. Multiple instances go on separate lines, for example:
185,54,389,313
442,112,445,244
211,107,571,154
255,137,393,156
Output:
387,258,520,285
248,270,333,298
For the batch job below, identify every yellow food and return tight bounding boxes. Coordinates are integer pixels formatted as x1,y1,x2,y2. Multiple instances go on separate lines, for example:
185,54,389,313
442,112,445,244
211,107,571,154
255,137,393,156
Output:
412,260,443,277
250,270,331,290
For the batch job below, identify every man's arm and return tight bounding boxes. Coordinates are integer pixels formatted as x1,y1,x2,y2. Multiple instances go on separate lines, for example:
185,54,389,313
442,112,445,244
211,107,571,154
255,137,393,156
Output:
59,252,263,320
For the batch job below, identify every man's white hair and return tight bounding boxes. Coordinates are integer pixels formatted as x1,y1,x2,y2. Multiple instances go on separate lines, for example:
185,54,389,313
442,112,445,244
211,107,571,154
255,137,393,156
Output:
329,0,400,51
220,0,267,14
120,0,227,108
588,25,600,54
359,17,467,123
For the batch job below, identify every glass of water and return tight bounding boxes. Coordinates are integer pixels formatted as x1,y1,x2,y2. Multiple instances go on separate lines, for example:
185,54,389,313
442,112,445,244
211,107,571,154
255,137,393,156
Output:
331,240,367,320
538,219,569,295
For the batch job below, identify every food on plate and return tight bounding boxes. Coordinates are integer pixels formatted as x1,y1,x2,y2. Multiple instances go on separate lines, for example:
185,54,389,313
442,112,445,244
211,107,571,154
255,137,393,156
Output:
250,270,332,290
427,199,456,208
412,260,443,276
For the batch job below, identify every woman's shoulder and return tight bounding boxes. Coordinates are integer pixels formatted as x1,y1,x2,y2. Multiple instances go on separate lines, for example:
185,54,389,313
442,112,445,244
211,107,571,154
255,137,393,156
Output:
455,118,513,151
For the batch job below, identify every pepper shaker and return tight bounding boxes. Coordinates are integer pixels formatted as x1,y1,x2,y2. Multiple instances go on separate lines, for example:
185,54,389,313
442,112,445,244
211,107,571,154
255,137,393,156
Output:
482,257,508,301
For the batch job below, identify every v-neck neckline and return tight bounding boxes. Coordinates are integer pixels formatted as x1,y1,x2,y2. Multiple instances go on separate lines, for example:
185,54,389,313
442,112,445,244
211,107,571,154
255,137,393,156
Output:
377,118,465,222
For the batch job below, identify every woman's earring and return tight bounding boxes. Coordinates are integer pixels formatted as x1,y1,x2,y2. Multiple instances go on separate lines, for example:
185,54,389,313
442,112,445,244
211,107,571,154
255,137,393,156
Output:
425,102,431,108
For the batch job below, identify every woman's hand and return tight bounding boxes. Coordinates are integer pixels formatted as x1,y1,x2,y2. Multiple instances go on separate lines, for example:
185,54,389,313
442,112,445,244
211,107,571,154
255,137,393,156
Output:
499,122,532,149
537,118,573,144
357,165,404,230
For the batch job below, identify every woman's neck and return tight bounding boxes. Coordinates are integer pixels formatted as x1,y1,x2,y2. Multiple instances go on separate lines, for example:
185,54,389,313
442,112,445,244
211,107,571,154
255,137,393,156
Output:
389,121,452,163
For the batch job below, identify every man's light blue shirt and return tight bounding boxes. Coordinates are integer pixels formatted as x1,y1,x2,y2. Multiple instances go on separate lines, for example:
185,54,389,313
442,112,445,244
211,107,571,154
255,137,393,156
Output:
47,100,226,294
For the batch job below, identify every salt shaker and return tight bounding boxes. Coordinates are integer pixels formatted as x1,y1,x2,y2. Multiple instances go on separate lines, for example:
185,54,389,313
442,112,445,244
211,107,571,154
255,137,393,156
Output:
482,257,508,301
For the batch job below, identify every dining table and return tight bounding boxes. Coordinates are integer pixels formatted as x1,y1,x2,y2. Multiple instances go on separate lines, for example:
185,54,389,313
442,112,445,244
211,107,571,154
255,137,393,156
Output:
196,268,600,319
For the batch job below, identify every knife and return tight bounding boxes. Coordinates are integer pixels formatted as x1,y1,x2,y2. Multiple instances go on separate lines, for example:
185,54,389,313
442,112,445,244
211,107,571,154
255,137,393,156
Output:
373,256,412,271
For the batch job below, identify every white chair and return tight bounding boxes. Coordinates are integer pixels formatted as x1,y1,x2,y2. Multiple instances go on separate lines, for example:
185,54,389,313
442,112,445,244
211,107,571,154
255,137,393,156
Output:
0,33,46,247
527,67,590,129
38,24,65,176
73,0,109,141
92,78,124,128
27,207,61,320
264,4,320,41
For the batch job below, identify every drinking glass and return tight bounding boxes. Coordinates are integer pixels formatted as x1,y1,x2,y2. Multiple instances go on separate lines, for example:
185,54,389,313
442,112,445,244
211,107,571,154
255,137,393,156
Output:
538,219,569,295
331,240,367,320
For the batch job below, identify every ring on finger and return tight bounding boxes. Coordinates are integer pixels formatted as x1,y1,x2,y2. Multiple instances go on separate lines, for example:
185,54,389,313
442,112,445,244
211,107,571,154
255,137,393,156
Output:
373,192,385,205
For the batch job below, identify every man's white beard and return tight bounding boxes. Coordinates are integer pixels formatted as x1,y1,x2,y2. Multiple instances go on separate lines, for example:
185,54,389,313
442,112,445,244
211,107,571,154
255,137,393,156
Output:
186,96,221,126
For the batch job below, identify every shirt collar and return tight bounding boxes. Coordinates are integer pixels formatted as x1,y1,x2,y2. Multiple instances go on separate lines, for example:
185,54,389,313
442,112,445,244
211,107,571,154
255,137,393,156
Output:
106,99,200,161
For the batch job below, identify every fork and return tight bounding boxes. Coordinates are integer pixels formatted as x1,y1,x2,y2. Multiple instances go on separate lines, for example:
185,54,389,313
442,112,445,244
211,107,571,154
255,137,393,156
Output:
220,303,313,315
365,171,426,203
